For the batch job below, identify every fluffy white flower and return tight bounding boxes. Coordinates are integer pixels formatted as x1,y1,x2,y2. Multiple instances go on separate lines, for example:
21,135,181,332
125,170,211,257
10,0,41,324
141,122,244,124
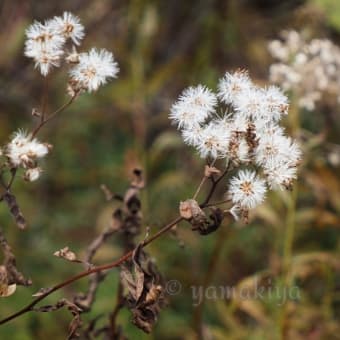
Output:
169,69,301,197
253,120,284,137
6,131,49,168
218,70,253,105
51,12,85,45
234,87,266,120
169,85,217,129
28,45,64,76
230,116,250,133
228,170,266,209
25,20,65,76
69,48,119,92
255,133,301,167
25,20,65,53
181,125,203,146
195,122,229,159
260,86,289,122
263,159,298,190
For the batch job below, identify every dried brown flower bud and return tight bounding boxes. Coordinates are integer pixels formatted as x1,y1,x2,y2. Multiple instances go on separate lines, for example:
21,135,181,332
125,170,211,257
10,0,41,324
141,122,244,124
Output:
54,246,77,262
179,199,204,220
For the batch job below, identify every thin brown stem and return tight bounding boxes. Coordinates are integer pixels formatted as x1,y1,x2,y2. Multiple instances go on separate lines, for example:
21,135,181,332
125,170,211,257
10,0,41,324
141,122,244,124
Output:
0,161,226,326
40,76,49,121
192,176,208,201
200,164,230,207
31,94,77,139
7,168,17,190
0,216,182,325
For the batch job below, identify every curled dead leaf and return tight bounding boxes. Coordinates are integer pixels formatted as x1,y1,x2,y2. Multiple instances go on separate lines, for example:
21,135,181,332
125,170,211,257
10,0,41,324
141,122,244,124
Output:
54,247,77,262
0,283,17,297
0,265,16,297
120,245,166,333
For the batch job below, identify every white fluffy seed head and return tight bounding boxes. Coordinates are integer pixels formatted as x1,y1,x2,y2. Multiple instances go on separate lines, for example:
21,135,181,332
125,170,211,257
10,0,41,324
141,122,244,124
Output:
255,133,301,167
169,69,301,202
228,170,267,209
6,130,49,168
25,20,66,53
233,87,267,120
24,20,65,76
194,121,230,159
263,159,298,190
181,125,203,146
169,85,217,129
218,70,253,105
69,48,119,92
30,45,64,76
51,12,85,45
260,86,289,122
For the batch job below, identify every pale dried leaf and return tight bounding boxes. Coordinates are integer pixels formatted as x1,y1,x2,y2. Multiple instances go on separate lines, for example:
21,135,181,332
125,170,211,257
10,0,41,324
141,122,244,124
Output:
0,283,16,297
54,247,77,262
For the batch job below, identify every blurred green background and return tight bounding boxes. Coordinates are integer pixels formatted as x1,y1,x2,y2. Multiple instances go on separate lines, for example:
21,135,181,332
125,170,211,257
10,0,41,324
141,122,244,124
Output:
0,0,339,339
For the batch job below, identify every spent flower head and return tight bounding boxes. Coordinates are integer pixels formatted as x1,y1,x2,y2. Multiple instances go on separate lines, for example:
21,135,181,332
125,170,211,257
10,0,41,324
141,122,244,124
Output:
169,70,301,221
228,170,267,210
51,12,84,45
68,48,119,93
6,130,50,170
24,12,119,93
169,85,217,129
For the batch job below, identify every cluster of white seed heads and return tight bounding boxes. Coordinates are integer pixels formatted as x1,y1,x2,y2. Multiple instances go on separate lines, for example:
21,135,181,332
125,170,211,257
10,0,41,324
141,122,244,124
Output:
169,70,301,221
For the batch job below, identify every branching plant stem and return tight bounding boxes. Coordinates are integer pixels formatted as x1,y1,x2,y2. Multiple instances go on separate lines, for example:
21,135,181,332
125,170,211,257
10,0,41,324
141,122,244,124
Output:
0,167,228,325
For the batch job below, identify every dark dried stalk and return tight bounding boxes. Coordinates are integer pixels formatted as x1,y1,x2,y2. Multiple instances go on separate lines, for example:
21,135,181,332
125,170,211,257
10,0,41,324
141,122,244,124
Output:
0,216,181,325
0,166,227,326
0,228,31,287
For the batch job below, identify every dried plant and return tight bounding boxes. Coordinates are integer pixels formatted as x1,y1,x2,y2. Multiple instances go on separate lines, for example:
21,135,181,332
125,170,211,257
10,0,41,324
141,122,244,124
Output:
0,12,303,339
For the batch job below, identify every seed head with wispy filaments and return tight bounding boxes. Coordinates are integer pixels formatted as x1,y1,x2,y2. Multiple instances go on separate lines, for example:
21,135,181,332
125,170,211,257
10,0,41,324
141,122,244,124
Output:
169,70,302,221
24,20,65,76
228,170,267,210
194,122,230,159
25,20,66,52
24,11,119,91
263,159,298,190
6,131,50,169
51,12,85,45
255,133,301,167
217,69,252,105
69,48,119,93
169,85,217,129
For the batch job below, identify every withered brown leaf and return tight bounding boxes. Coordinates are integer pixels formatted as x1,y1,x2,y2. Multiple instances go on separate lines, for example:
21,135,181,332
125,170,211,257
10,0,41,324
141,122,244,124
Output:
120,245,166,333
